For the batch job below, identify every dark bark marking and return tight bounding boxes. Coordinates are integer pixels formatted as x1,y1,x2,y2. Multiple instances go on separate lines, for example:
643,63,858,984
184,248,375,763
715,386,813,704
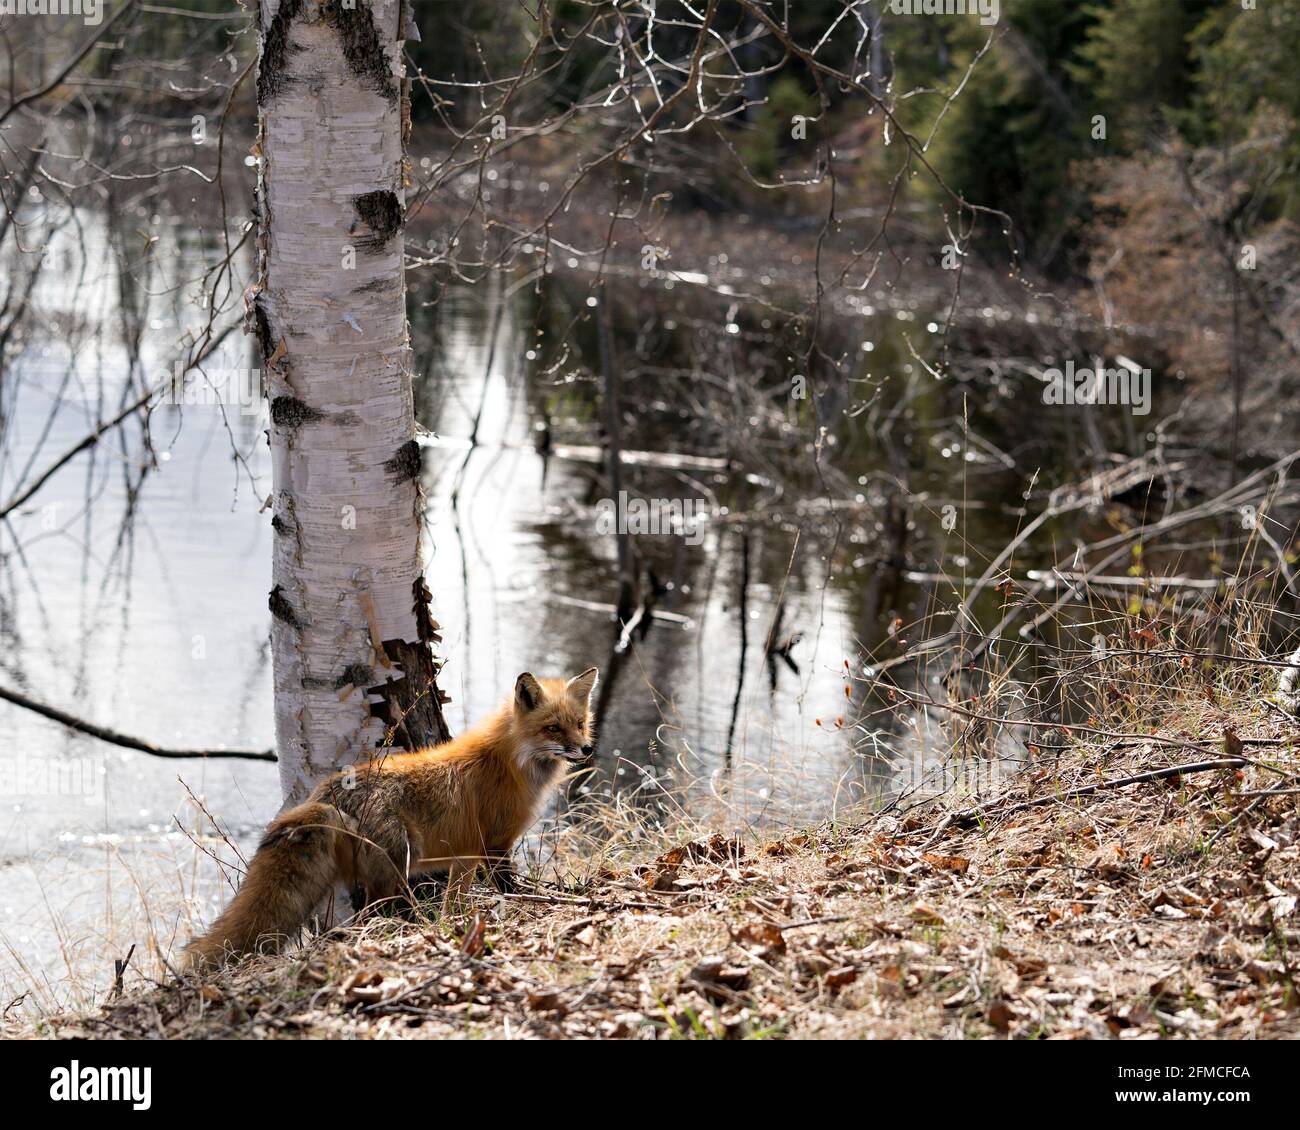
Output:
352,275,397,295
269,584,303,628
270,395,324,429
383,438,423,483
252,291,276,359
258,0,305,105
352,189,403,252
321,0,399,103
335,663,375,690
261,2,397,107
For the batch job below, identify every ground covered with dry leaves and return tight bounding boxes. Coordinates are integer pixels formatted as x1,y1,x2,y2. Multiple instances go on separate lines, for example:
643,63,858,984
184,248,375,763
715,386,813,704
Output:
13,716,1300,1040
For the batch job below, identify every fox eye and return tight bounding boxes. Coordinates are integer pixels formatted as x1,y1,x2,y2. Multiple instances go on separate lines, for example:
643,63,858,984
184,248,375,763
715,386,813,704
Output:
545,724,562,735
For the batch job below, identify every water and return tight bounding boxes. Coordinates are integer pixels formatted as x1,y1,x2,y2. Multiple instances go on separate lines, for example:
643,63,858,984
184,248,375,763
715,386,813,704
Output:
0,205,1141,1008
417,279,890,825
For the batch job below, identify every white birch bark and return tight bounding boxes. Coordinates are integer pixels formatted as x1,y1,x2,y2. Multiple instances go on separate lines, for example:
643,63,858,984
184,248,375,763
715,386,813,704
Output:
254,0,449,805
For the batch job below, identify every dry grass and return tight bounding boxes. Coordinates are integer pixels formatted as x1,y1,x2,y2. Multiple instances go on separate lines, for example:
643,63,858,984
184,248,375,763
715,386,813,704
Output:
9,690,1297,1040
7,521,1300,1039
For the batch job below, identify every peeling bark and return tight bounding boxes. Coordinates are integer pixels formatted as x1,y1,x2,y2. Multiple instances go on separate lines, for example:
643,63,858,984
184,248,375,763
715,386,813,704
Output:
255,0,450,805
366,637,452,747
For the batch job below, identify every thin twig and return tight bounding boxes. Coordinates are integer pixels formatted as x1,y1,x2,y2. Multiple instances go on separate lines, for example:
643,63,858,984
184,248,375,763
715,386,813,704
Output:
0,0,141,126
109,944,137,1002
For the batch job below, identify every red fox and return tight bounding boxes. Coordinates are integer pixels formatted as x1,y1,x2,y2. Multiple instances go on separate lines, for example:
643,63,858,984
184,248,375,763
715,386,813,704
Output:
183,668,598,970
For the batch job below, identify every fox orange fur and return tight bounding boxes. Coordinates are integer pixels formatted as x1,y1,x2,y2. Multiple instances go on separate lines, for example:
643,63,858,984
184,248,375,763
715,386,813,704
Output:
183,668,598,970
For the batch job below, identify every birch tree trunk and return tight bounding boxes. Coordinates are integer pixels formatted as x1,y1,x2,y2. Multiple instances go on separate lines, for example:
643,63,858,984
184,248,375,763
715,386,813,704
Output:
254,0,450,805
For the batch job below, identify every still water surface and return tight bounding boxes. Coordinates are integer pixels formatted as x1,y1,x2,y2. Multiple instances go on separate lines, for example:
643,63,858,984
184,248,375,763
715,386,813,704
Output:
0,207,1111,1003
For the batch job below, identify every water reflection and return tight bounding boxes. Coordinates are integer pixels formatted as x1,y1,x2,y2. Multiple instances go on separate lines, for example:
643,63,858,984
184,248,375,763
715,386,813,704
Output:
408,268,1043,831
0,205,1167,1004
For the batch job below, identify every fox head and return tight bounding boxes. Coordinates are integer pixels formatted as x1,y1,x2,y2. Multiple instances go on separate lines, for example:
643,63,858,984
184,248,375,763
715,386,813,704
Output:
511,667,599,764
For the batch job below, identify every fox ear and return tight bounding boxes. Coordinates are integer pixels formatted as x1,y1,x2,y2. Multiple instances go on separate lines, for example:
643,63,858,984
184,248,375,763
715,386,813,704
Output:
515,672,543,713
566,667,600,704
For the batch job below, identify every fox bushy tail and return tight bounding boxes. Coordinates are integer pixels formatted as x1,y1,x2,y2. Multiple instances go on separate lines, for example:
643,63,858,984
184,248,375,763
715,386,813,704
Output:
184,802,353,971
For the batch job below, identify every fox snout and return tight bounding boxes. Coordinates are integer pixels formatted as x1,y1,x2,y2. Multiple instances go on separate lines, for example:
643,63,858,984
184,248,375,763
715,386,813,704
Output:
554,742,592,761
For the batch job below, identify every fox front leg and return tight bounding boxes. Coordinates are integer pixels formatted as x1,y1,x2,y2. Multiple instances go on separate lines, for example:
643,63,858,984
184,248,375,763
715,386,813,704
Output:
441,860,476,918
486,848,518,894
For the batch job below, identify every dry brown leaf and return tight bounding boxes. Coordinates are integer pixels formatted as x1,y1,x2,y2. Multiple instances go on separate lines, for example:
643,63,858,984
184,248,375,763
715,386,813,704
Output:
526,990,567,1013
460,915,487,957
733,919,787,956
922,852,971,875
342,968,400,1005
643,865,679,892
987,1000,1013,1033
686,957,750,1002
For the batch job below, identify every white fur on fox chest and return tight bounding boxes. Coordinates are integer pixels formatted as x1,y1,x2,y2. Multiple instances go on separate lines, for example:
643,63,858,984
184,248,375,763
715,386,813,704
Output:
516,743,568,809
